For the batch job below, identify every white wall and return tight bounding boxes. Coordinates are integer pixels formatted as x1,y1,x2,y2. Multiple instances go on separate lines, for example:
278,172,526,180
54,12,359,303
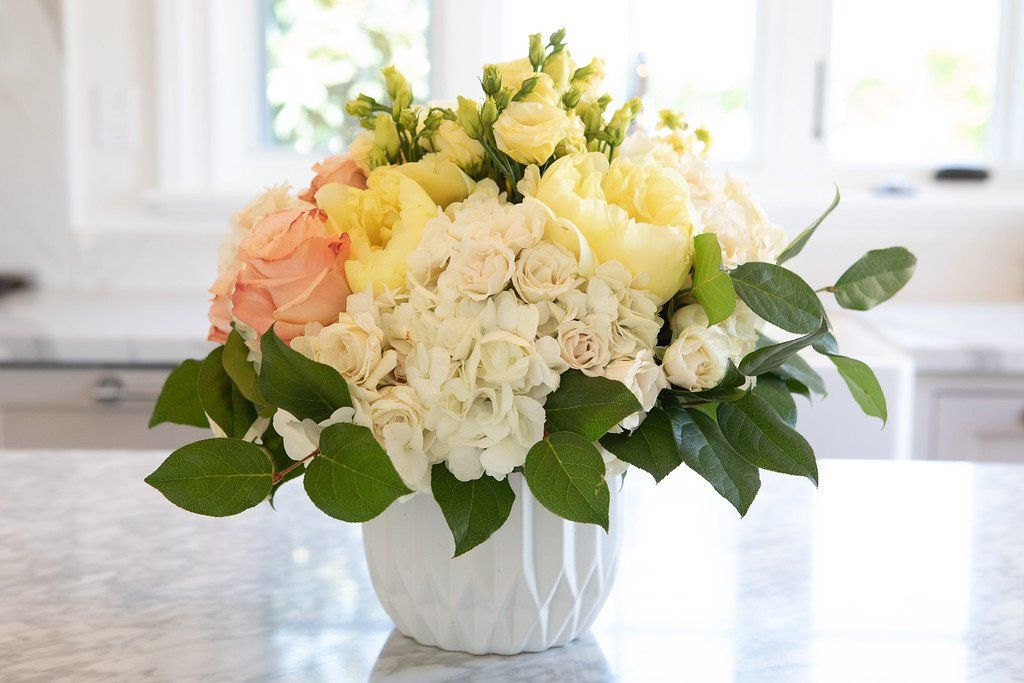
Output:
0,0,1022,300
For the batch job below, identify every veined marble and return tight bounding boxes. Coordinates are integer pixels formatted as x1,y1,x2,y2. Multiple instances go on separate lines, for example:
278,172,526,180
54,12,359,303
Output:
0,452,1022,681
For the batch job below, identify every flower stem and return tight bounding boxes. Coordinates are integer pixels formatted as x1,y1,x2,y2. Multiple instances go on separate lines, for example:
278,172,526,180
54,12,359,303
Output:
272,449,319,485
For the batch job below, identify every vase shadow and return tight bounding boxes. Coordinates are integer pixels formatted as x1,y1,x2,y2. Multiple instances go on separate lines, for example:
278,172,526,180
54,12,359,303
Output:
369,628,614,682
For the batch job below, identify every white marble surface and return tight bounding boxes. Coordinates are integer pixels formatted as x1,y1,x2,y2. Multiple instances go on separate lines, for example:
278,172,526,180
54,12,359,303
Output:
0,289,211,364
1,451,1022,681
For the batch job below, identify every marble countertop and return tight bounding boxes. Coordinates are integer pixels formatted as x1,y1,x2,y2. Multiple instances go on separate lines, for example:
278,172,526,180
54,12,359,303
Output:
1,452,1021,681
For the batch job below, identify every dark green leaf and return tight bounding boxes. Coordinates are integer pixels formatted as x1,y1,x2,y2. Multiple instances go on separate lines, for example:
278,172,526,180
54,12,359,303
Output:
832,247,917,311
304,423,411,522
544,370,641,441
828,354,887,424
198,346,258,439
149,359,208,429
664,402,760,516
144,438,273,516
524,431,610,530
259,326,352,423
431,465,516,557
600,406,682,483
223,329,273,417
758,334,827,397
691,233,737,325
739,320,829,376
752,375,798,427
718,393,818,485
776,185,840,265
731,262,825,334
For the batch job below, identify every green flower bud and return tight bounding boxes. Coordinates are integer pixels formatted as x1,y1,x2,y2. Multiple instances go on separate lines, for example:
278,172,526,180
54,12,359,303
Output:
481,97,498,128
562,83,584,110
512,75,540,102
345,94,377,118
695,126,713,155
578,101,605,137
494,86,513,111
548,28,566,49
368,144,390,170
421,109,444,138
374,113,401,158
482,64,502,97
457,96,483,140
528,33,545,70
381,65,413,110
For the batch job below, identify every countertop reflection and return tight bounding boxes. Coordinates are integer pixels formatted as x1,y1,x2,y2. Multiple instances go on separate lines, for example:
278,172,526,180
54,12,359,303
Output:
1,452,1021,682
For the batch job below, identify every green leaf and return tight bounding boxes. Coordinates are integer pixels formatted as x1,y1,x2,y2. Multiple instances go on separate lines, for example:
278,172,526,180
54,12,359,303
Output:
731,262,825,334
758,334,827,397
752,375,798,427
832,247,917,311
544,370,642,441
149,359,208,429
776,185,840,265
304,423,411,522
198,346,258,439
718,393,818,485
144,438,273,517
524,431,610,530
811,331,838,355
784,377,812,400
691,233,737,325
431,465,516,557
223,329,273,418
665,402,760,516
739,320,829,376
828,354,887,424
258,326,352,423
599,406,682,483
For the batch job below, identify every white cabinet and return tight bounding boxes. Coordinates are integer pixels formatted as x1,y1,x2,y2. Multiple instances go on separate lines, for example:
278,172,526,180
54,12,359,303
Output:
0,367,201,449
915,376,1024,462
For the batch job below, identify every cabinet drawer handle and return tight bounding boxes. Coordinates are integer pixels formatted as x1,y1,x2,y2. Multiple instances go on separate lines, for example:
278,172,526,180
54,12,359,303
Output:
91,376,160,404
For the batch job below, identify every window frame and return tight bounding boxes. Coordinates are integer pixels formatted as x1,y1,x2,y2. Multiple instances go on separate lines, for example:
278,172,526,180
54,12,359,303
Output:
145,0,1024,212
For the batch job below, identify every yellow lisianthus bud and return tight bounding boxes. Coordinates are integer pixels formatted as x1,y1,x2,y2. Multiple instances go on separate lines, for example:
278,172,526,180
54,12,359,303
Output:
345,94,377,119
426,119,486,174
542,47,575,91
572,58,606,97
512,75,540,102
482,64,502,96
381,65,413,111
457,96,483,140
528,33,545,70
373,113,401,159
481,97,498,128
562,83,584,110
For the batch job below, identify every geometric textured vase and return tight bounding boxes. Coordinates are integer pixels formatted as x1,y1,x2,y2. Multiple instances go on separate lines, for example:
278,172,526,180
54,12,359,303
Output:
362,473,624,655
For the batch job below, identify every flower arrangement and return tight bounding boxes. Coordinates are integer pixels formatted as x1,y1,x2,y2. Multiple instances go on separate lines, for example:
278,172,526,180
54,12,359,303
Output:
147,30,916,556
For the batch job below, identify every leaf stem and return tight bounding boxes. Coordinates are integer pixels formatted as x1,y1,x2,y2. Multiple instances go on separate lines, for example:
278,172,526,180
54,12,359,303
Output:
815,286,836,293
272,449,319,485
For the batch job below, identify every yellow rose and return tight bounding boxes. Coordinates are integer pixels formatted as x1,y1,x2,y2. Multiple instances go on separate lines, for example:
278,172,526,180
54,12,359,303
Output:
315,167,439,293
392,153,475,208
493,102,572,165
490,58,560,106
533,153,693,303
426,120,486,174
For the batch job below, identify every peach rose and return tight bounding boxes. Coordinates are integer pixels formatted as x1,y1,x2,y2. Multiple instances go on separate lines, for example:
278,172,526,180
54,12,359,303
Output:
229,208,352,343
299,153,367,204
207,260,241,343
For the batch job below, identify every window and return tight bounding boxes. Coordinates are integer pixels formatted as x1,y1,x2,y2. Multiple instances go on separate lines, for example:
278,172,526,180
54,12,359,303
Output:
827,0,1003,165
498,0,760,161
263,0,430,154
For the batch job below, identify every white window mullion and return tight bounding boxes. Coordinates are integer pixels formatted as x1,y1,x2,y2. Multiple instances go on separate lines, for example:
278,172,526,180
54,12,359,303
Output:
758,0,831,186
997,0,1024,166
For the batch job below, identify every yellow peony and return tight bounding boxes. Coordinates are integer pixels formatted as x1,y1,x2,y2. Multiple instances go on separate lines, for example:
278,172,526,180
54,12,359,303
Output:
315,166,445,293
531,153,694,303
493,102,572,166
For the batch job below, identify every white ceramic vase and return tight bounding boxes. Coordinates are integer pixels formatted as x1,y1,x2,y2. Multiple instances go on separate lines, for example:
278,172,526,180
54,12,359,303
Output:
361,473,624,655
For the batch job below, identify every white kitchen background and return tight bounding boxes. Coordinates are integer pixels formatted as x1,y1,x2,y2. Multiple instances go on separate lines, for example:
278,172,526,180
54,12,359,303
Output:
1,0,1023,461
